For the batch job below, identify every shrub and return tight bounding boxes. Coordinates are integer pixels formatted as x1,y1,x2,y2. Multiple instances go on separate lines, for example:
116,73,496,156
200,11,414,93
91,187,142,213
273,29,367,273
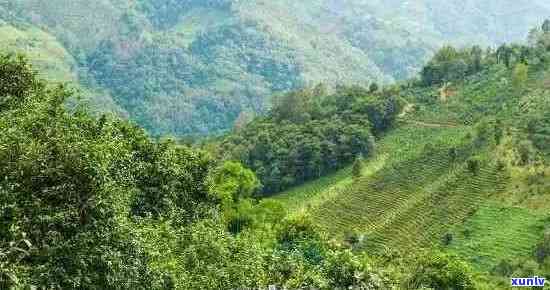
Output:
404,252,476,290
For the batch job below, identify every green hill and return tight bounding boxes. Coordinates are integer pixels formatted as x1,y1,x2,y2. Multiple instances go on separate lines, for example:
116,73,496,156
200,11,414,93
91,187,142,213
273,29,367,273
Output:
258,26,550,284
1,0,550,135
265,110,547,286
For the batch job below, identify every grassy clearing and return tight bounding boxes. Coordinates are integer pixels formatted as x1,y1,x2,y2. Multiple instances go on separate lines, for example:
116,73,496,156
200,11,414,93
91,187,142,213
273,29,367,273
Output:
0,25,75,82
0,24,124,114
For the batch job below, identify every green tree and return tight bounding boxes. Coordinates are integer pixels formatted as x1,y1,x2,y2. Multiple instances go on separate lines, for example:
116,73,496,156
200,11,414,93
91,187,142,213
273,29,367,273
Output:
0,54,215,288
352,154,364,180
369,82,379,93
404,252,476,290
221,85,391,194
271,89,313,123
212,161,261,205
0,82,162,288
512,63,528,90
496,45,513,67
421,46,469,85
542,19,550,33
130,139,213,220
0,54,41,111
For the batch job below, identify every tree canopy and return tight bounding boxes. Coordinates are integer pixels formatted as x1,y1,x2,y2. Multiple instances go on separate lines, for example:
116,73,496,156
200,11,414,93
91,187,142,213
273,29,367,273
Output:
220,86,401,194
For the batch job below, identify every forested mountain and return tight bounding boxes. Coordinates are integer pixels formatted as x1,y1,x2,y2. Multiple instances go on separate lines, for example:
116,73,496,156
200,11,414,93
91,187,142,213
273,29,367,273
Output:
0,0,549,135
2,5,550,288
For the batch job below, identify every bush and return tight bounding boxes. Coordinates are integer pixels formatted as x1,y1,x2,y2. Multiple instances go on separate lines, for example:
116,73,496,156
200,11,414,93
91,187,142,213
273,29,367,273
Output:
352,154,365,180
404,252,476,290
467,158,480,175
0,54,41,111
535,230,550,263
442,233,454,246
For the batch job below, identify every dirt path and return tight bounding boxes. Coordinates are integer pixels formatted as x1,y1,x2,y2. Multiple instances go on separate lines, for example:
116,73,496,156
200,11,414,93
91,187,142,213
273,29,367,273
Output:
397,102,460,128
404,119,460,128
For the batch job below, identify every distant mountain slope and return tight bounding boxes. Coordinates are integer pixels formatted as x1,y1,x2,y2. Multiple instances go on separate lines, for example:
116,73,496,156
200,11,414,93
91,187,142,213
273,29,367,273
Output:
1,0,549,135
0,21,123,114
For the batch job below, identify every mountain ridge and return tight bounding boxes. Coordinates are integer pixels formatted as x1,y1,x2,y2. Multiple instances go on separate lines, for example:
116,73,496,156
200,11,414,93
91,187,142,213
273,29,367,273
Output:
1,0,549,135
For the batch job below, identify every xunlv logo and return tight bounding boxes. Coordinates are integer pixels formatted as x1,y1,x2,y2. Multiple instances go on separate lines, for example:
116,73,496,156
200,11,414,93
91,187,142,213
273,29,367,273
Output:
511,276,546,287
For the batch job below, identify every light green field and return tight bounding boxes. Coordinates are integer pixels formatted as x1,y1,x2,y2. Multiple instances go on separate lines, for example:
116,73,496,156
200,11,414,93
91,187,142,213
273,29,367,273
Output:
0,24,124,115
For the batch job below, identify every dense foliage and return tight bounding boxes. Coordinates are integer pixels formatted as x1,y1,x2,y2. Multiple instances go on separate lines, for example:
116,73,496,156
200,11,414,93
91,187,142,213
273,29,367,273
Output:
220,86,401,194
0,54,171,288
0,53,308,288
420,45,485,86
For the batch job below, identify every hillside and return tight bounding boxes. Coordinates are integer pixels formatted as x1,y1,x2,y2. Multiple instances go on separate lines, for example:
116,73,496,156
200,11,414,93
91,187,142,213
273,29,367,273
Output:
262,27,550,287
1,0,550,135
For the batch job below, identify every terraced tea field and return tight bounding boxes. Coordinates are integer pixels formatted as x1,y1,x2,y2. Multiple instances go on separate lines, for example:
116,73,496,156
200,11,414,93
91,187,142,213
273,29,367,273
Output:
270,122,548,271
447,204,546,270
270,166,353,213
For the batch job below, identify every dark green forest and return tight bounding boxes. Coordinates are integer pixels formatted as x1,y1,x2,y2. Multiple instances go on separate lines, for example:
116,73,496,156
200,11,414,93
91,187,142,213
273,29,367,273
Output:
220,85,400,194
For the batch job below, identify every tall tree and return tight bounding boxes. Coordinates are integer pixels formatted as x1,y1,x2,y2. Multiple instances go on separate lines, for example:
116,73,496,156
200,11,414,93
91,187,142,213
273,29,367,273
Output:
496,45,512,67
212,161,261,205
542,19,550,33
